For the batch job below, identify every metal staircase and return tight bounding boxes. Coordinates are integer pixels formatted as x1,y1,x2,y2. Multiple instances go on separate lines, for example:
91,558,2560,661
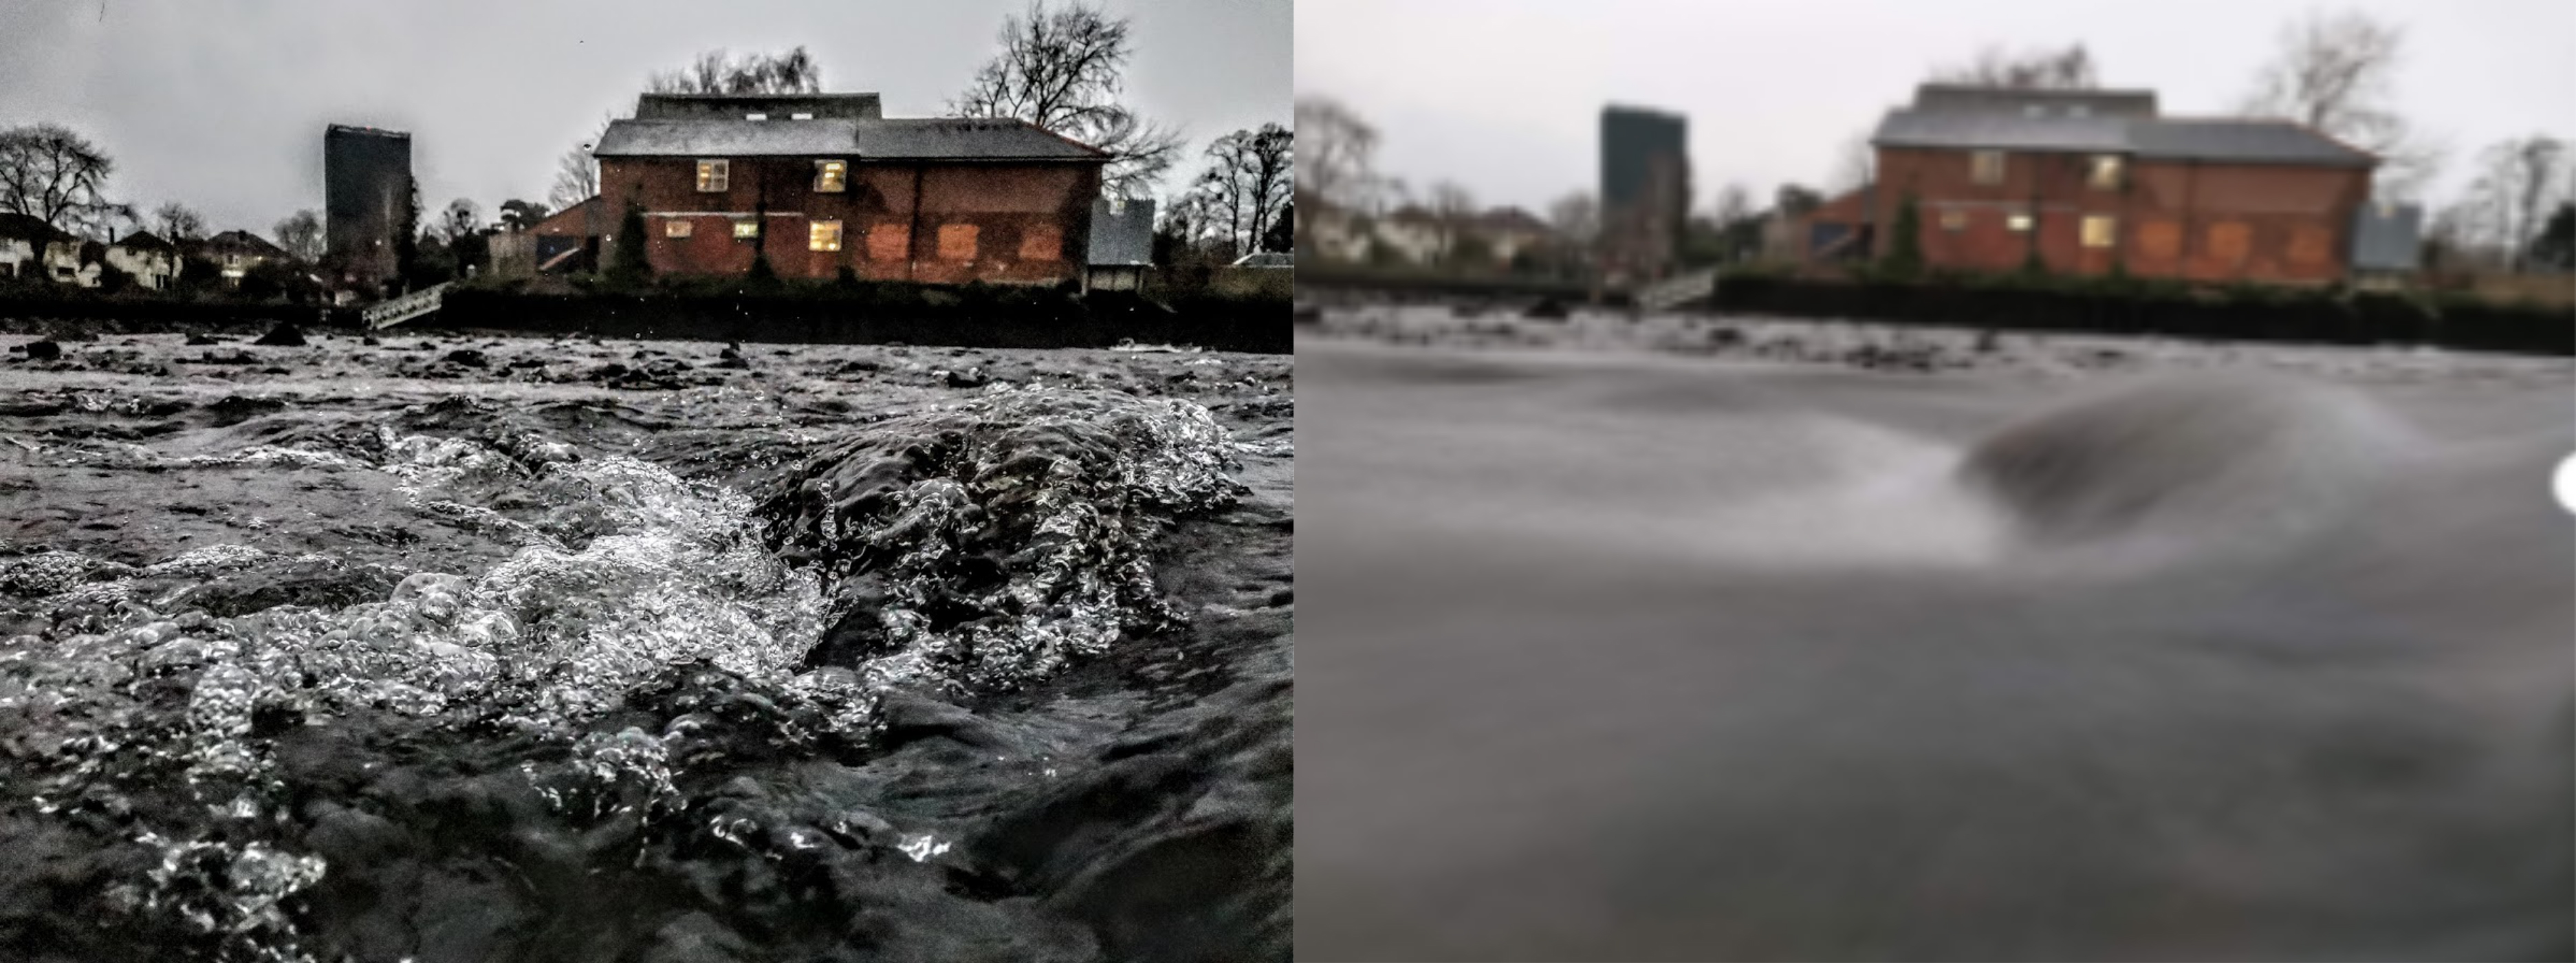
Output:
1634,268,1718,314
362,281,453,330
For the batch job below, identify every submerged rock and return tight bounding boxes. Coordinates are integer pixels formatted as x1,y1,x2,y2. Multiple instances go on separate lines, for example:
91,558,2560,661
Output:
22,340,61,361
253,322,307,347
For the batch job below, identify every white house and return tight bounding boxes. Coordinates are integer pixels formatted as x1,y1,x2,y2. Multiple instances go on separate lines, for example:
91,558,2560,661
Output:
105,230,182,290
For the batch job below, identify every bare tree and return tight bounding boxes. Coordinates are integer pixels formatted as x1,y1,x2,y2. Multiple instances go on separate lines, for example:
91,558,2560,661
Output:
1189,123,1294,258
151,201,206,240
0,123,131,236
951,1,1183,198
1712,182,1754,228
1932,43,2099,89
646,47,823,95
2449,136,2570,271
273,209,323,262
1426,181,1476,265
1294,96,1379,215
549,119,609,210
1831,131,1877,194
1547,191,1600,247
2238,8,2440,199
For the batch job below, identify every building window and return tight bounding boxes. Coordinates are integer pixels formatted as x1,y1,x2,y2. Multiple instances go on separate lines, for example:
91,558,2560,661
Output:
810,219,843,252
2068,105,2091,118
866,224,910,261
937,223,979,261
732,219,760,239
2007,212,2033,232
1939,210,1967,232
791,112,814,120
697,159,730,192
2289,226,2331,264
2208,222,2251,263
664,218,692,239
2082,215,2117,248
2088,155,2124,190
814,160,847,193
1018,224,1062,260
1971,151,2006,185
745,113,767,121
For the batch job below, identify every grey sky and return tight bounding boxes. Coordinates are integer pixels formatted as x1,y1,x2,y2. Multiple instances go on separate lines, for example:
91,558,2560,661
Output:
0,0,1288,236
1296,0,2573,217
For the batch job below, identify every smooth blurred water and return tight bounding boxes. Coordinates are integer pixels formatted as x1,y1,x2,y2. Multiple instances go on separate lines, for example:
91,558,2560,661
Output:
1296,338,2575,962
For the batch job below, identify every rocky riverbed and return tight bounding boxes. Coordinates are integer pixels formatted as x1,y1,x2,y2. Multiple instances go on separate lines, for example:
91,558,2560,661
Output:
0,326,1292,962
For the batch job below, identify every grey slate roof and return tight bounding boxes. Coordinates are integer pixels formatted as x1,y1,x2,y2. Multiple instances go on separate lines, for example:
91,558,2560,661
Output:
1087,197,1153,266
1912,84,2159,118
2350,201,2422,272
636,93,882,120
594,117,1107,161
1872,111,2375,167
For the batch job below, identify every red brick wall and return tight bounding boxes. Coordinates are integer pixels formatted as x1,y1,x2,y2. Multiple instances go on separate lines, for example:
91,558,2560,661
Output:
596,155,1102,283
1874,147,2370,285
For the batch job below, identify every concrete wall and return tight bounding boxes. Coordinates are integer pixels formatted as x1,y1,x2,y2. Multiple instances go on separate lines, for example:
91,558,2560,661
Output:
596,156,1101,285
1875,147,2370,285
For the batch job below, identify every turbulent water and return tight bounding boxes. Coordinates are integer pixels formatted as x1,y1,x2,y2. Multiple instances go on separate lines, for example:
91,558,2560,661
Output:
1297,330,2573,962
0,330,1293,962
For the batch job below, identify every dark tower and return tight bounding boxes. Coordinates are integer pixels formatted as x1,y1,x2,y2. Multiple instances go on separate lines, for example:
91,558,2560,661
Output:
1600,105,1688,283
323,124,413,290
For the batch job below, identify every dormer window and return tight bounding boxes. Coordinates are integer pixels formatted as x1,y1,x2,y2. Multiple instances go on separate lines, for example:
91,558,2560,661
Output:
1970,150,2006,185
2087,155,2124,190
791,112,814,120
745,113,768,121
2023,104,2044,118
2068,104,2091,118
814,160,847,193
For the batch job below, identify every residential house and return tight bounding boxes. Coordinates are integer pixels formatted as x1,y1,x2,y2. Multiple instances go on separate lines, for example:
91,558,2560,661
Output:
1084,196,1153,292
1476,207,1554,266
1372,206,1447,264
105,230,182,290
589,91,1110,285
1865,83,2379,285
190,230,293,284
0,214,103,286
1300,203,1373,263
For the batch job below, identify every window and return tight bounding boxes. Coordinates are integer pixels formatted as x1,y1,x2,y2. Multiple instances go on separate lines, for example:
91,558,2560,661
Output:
732,219,760,239
809,219,843,252
2138,220,2183,259
2007,212,2033,232
745,113,767,121
866,224,910,261
664,218,692,239
1018,224,1062,260
2288,226,2331,264
697,159,729,192
791,112,814,120
1971,151,2006,185
2208,222,2251,262
2088,155,2124,190
1939,210,1967,232
2068,105,2091,118
2081,215,2117,248
2022,105,2044,118
937,223,979,260
814,160,847,193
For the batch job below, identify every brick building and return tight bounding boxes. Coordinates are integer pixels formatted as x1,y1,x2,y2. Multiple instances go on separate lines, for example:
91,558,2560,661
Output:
589,92,1108,284
1864,84,2379,285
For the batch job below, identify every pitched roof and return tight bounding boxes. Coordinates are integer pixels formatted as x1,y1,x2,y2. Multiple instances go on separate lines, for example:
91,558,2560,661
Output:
636,93,883,120
0,212,76,243
113,229,177,251
1871,111,2375,168
196,229,290,258
532,195,607,235
593,116,1108,161
1478,206,1551,235
1910,84,2159,119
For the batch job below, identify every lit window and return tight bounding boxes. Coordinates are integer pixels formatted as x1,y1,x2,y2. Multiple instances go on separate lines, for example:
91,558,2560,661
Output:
2088,155,2124,190
814,160,847,193
809,219,843,252
745,113,767,121
791,112,814,120
732,219,760,239
1939,210,1967,232
664,218,692,239
2007,213,2033,232
2082,215,2117,248
937,223,979,260
1971,151,2006,185
697,159,729,192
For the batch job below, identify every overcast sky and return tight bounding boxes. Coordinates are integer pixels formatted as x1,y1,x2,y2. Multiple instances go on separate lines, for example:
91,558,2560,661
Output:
0,0,1288,236
1297,0,2574,217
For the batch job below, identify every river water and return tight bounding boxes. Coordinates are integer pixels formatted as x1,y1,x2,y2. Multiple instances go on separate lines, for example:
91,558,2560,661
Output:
1296,329,2572,962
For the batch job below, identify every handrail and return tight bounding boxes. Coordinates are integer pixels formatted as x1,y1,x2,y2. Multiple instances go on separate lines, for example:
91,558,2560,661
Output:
362,281,454,329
